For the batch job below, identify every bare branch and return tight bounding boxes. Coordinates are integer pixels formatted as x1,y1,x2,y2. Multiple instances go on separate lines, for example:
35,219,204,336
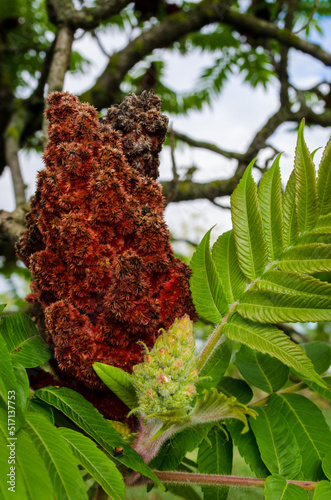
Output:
0,204,29,246
42,25,75,139
46,0,131,30
81,1,331,108
169,128,244,161
4,110,28,206
162,175,240,204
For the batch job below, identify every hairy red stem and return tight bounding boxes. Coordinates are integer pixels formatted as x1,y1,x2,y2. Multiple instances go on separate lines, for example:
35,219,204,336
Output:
153,471,319,491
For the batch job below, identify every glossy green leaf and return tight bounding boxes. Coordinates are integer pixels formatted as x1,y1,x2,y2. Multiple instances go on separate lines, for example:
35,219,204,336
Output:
238,270,331,323
35,386,164,489
283,171,299,248
279,243,331,273
198,426,233,500
317,136,331,216
250,406,302,479
217,376,253,404
190,228,228,322
237,278,331,324
235,345,289,393
212,230,249,303
198,336,232,390
150,425,210,471
0,313,51,368
264,475,308,500
322,454,331,481
223,313,324,388
26,413,88,500
294,119,318,233
93,362,137,409
258,154,284,261
269,393,331,481
301,342,331,375
231,161,267,280
0,305,5,314
0,408,20,500
313,481,331,499
313,214,331,233
59,427,125,500
0,333,17,405
12,361,30,413
226,419,269,478
15,427,54,500
28,397,54,424
305,376,331,404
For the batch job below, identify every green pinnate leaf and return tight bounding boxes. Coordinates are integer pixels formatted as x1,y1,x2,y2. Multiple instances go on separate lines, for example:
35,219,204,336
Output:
269,393,331,481
58,428,125,500
0,334,17,405
235,345,289,393
250,407,302,479
198,426,233,500
283,171,299,248
294,119,318,232
212,230,249,303
226,419,269,478
34,386,164,489
322,454,331,481
223,313,325,388
237,271,331,323
279,243,331,273
313,481,331,499
93,362,137,409
231,161,267,280
26,413,88,500
150,426,210,471
190,227,228,322
198,337,232,391
264,475,309,499
312,213,331,233
0,313,51,368
217,376,253,404
304,376,331,404
258,154,284,261
317,136,331,216
301,342,331,375
14,427,54,500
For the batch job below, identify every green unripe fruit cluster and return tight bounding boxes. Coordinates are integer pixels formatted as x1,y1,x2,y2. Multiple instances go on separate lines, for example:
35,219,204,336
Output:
132,315,199,415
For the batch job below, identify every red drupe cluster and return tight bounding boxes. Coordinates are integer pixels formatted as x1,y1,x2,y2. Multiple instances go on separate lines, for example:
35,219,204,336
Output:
17,91,197,399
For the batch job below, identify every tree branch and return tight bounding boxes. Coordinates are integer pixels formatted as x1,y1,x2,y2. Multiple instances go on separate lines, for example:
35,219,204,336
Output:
0,204,29,246
42,25,75,139
169,128,244,161
47,0,131,31
4,108,29,206
81,1,331,108
161,175,240,204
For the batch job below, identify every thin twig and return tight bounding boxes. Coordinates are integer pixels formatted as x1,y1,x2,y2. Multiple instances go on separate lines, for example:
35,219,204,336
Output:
4,111,28,206
42,25,75,141
293,0,319,34
169,128,244,161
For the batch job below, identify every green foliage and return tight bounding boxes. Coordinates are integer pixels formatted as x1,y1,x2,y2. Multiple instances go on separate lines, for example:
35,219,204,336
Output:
198,426,233,500
1,124,331,499
190,121,331,389
264,475,308,500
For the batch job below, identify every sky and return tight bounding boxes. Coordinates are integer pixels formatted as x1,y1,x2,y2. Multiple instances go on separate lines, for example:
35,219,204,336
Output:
1,10,331,253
